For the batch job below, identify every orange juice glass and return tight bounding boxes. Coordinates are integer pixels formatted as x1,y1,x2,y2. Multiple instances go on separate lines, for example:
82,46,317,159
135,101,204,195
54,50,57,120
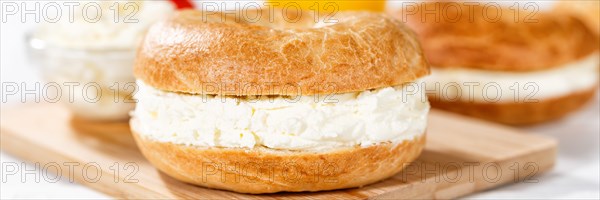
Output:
267,0,385,12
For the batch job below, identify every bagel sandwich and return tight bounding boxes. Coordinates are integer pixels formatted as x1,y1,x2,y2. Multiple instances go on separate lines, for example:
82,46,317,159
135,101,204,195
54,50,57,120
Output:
397,2,599,125
131,9,430,193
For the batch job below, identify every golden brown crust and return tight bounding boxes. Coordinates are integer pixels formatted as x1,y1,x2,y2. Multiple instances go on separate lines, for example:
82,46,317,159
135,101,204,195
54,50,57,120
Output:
134,9,429,96
429,86,598,125
396,2,599,72
555,0,600,36
131,129,425,194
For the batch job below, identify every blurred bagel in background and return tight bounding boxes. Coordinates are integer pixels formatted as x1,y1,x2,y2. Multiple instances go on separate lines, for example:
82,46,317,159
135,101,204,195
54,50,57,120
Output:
396,1,599,125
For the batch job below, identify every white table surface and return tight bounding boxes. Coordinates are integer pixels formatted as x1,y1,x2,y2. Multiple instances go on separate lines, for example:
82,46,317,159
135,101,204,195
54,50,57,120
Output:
1,1,598,199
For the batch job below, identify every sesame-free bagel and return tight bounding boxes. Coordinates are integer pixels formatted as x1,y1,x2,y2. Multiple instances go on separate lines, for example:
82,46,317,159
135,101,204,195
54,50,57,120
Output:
134,9,429,96
397,2,598,72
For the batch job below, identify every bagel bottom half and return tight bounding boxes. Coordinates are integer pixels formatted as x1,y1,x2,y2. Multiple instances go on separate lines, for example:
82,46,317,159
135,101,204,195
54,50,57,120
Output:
430,85,598,125
131,121,426,194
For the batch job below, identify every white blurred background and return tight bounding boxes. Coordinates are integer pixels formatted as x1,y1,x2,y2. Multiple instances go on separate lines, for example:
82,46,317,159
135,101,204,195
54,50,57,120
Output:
1,1,598,199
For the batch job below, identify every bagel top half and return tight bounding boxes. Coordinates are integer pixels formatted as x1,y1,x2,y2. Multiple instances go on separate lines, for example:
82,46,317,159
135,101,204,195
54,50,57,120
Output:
134,9,429,96
397,2,599,72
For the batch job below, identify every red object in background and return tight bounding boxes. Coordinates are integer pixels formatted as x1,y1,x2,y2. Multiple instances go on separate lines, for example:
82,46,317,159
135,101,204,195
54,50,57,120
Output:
171,0,194,9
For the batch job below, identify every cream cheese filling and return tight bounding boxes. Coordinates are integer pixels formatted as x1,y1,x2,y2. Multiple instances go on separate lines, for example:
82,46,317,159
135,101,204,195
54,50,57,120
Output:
132,81,429,151
426,53,599,103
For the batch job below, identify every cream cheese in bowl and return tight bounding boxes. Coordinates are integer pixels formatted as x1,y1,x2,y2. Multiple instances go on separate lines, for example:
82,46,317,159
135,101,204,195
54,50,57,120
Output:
28,1,175,120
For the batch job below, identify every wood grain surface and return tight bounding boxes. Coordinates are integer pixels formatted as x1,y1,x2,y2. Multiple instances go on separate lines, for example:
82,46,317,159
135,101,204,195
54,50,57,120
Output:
0,104,557,199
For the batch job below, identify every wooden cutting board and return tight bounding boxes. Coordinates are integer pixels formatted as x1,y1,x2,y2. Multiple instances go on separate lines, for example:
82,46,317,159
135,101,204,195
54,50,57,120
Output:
0,103,556,199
